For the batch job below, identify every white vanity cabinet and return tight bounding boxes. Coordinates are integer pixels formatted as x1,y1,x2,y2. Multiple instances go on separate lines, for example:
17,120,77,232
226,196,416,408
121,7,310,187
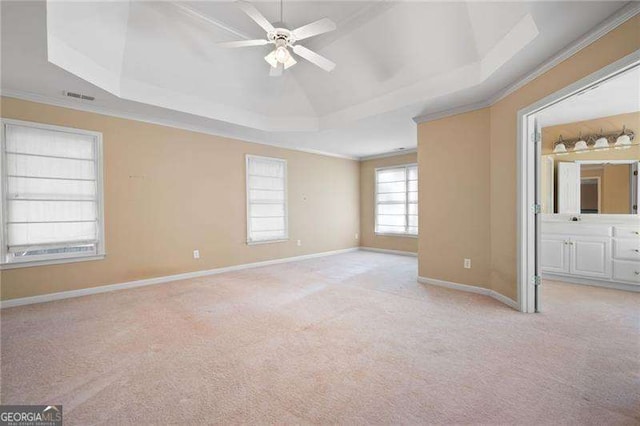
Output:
570,236,611,279
612,226,640,285
541,220,639,290
540,237,570,274
541,235,610,279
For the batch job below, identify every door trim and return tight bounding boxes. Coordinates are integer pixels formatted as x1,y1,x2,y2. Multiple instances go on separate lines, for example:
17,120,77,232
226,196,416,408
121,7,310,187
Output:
516,49,640,313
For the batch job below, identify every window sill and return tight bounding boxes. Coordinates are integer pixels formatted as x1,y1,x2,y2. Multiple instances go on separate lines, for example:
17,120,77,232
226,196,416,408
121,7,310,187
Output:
1,254,106,270
374,233,418,239
247,239,289,246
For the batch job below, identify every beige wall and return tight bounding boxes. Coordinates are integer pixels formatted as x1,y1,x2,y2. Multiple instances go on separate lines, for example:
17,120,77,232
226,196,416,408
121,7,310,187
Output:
418,108,491,287
418,15,640,300
0,97,360,300
603,164,632,213
359,153,418,253
490,15,640,300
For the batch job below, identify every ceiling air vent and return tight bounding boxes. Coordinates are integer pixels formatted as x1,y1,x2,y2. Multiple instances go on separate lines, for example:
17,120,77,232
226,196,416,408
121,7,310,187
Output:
63,91,95,101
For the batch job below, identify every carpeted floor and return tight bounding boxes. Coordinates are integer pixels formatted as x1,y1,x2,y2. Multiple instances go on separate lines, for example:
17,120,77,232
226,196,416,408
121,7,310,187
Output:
1,251,638,425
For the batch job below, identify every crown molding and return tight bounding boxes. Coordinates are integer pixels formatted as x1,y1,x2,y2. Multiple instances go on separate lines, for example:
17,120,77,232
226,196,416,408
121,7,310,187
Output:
359,148,417,161
0,89,359,161
413,2,640,125
411,100,491,125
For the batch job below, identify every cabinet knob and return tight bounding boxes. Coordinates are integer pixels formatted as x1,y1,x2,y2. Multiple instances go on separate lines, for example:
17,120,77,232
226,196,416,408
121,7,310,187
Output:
635,271,640,276
634,249,640,253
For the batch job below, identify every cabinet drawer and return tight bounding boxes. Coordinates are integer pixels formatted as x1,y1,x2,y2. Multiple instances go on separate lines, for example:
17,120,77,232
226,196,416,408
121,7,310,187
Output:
613,226,640,239
612,260,640,284
614,239,640,261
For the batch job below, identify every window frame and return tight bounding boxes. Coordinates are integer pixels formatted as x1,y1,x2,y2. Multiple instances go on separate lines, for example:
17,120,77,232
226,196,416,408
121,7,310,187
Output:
245,154,289,245
0,118,106,269
374,163,418,238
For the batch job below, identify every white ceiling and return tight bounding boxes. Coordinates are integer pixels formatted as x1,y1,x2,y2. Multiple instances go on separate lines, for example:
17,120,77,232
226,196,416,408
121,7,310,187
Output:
0,1,631,159
536,65,640,128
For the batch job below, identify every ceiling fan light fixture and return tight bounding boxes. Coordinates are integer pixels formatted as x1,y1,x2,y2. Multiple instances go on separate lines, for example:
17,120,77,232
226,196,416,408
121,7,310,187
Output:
275,46,290,63
265,50,296,70
265,51,278,68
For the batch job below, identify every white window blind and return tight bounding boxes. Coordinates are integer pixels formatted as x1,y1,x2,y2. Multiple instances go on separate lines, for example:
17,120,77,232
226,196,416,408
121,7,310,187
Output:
246,155,288,244
1,120,104,265
375,164,418,235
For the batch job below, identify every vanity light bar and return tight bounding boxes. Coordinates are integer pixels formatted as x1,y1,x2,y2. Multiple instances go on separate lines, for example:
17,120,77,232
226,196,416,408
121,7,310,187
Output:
553,127,636,154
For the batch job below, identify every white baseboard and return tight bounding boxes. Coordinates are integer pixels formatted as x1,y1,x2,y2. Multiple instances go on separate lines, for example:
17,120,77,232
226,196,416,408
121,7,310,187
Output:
488,289,520,310
417,276,519,311
543,273,640,293
0,247,359,309
360,247,417,257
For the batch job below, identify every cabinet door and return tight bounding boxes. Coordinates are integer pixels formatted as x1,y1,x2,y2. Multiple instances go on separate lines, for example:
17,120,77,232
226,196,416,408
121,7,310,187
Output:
541,237,570,274
570,237,611,279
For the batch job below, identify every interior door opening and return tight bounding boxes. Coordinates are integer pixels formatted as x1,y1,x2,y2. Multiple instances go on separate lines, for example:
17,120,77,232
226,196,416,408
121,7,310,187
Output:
518,51,640,313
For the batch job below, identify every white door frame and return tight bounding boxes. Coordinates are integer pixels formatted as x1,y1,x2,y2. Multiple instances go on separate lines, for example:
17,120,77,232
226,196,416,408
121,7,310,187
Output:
516,49,640,313
579,176,601,214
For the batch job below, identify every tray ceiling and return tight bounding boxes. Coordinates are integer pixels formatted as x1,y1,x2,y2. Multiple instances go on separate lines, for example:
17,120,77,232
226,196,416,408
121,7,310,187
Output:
1,1,630,158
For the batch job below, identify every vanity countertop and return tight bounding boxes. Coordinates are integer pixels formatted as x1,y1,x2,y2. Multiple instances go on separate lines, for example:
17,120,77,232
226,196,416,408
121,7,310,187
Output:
541,214,640,226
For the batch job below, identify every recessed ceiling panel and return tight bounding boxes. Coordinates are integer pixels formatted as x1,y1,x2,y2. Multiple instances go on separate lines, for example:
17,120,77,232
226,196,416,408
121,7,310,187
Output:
44,0,547,132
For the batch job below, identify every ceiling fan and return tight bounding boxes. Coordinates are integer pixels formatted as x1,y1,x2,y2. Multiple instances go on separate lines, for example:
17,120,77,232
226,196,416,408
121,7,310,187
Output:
216,0,337,77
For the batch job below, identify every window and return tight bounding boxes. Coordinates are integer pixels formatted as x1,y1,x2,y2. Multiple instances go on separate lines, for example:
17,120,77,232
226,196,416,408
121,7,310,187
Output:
246,155,288,244
0,119,104,267
375,164,418,236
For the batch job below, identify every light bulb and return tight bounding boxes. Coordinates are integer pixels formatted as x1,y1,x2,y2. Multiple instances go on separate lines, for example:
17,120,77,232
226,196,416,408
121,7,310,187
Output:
553,143,567,154
593,137,609,150
614,134,631,149
275,46,290,63
574,140,588,152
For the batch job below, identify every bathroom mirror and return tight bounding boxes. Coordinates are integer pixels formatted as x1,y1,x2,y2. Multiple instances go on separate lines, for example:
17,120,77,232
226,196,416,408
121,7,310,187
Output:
553,160,639,215
538,107,640,216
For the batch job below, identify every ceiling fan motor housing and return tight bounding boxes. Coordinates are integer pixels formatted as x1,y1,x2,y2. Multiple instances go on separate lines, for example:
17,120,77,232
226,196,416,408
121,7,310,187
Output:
268,28,294,46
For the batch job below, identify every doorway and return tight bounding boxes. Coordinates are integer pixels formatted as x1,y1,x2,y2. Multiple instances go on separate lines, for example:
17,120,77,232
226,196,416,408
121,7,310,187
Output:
517,50,640,313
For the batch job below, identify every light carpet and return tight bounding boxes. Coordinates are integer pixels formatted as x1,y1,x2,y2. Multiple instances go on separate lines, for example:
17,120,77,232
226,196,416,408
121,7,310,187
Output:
1,251,638,424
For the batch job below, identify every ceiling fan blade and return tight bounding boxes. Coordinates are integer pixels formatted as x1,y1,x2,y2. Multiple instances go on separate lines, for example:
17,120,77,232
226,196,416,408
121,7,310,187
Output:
291,18,336,41
217,39,269,48
269,63,284,77
292,45,336,72
235,1,275,34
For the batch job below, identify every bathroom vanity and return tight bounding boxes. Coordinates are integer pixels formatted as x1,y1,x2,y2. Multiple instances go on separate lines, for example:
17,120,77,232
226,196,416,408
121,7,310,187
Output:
541,217,640,291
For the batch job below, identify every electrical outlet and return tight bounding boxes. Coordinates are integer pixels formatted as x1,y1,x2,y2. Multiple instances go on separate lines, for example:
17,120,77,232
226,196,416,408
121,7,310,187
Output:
355,233,359,240
297,240,302,246
464,258,471,269
193,250,200,259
